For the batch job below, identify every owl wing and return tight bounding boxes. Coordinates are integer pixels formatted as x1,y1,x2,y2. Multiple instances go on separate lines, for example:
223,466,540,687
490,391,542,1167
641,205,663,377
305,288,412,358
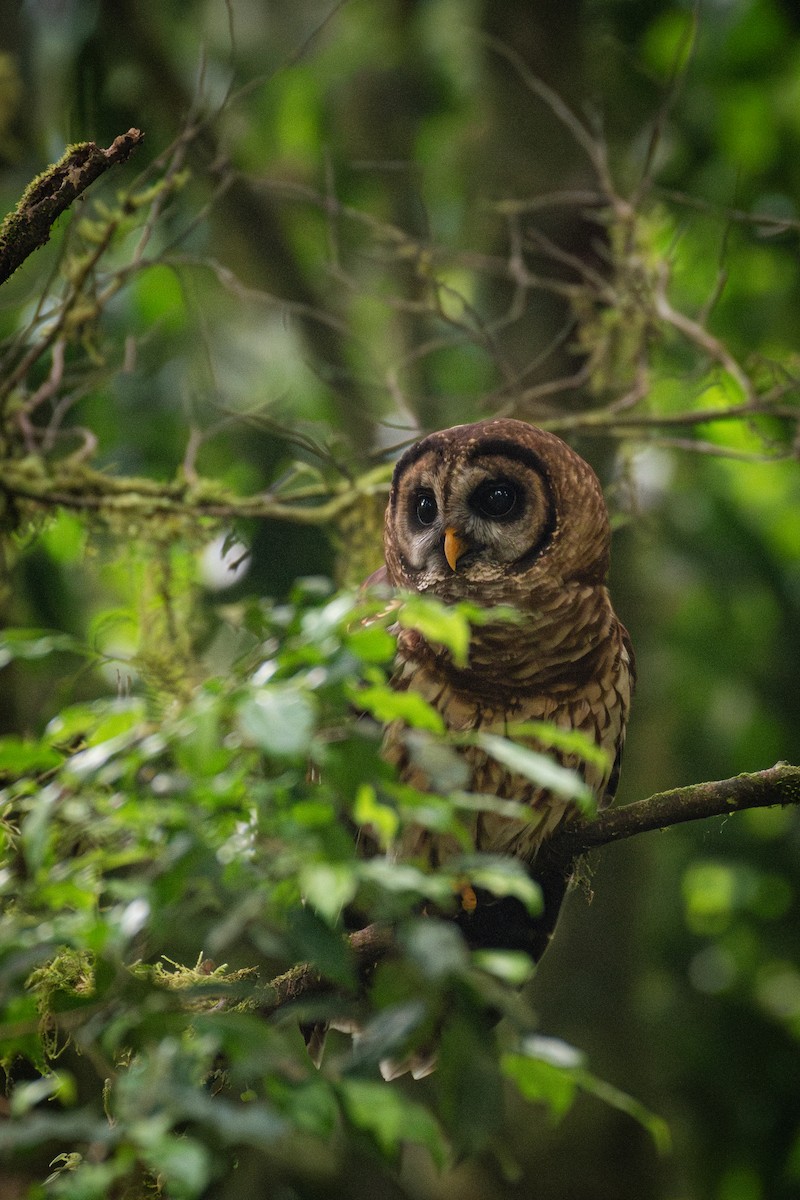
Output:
602,621,636,807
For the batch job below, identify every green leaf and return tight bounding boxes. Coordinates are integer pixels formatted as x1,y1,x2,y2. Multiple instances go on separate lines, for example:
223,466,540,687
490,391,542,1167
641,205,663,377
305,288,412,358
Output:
501,1051,579,1123
0,736,63,775
505,720,611,771
397,594,471,667
238,684,316,758
575,1067,671,1154
353,783,399,848
46,700,146,748
20,783,60,872
84,703,147,747
346,623,396,663
286,905,356,988
0,628,82,669
337,1078,448,1167
454,855,542,913
503,1037,671,1151
9,1071,77,1115
401,731,471,791
269,1076,338,1138
299,862,358,923
143,1134,211,1199
354,684,445,734
65,729,143,780
347,1000,428,1071
357,858,454,904
400,918,468,980
472,950,536,986
437,1016,505,1153
451,790,531,820
473,732,593,807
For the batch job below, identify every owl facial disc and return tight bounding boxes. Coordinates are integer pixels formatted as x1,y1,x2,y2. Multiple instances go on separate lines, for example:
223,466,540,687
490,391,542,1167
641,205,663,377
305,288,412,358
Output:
384,417,612,598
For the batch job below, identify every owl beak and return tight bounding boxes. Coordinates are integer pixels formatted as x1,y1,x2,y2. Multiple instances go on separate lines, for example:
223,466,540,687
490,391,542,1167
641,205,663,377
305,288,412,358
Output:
443,527,468,572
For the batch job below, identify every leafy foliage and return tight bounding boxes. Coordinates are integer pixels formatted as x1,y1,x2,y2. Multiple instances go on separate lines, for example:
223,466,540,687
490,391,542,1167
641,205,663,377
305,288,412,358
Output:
0,586,654,1196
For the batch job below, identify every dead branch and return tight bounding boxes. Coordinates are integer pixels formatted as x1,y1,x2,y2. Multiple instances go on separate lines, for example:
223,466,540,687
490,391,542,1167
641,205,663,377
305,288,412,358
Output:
0,129,144,285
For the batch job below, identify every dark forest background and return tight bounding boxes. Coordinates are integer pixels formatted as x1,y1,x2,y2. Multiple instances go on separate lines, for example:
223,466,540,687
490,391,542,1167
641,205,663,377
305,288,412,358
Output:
1,1,800,1198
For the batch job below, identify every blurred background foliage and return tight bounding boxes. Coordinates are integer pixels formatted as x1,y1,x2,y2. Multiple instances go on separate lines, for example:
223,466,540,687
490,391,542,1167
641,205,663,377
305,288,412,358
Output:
1,0,799,1197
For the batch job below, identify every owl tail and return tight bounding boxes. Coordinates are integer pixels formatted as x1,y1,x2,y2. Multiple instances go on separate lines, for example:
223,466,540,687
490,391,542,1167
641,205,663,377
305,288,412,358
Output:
379,1049,438,1081
303,1021,328,1069
303,1019,437,1080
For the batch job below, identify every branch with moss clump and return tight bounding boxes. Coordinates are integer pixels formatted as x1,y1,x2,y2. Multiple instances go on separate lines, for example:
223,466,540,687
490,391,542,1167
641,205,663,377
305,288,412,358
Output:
0,128,144,285
253,764,800,1014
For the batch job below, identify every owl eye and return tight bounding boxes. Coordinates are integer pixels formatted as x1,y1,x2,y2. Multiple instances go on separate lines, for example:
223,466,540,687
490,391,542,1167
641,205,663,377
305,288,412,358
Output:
413,489,438,526
472,480,519,519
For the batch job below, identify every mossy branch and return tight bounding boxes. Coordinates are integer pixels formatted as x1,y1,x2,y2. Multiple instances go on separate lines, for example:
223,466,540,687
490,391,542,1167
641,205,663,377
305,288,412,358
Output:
0,128,144,284
0,460,391,526
253,924,396,1020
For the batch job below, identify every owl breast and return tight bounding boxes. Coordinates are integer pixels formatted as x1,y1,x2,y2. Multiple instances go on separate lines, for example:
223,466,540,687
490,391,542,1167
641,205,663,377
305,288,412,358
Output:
384,582,633,864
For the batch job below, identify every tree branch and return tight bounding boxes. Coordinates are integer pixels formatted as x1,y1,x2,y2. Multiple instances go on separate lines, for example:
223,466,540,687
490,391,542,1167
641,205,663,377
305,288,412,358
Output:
0,129,144,284
254,923,395,1020
554,763,800,856
253,765,800,1017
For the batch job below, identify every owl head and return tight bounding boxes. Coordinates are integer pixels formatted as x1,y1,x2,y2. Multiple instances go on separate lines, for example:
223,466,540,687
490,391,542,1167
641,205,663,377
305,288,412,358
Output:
383,418,611,604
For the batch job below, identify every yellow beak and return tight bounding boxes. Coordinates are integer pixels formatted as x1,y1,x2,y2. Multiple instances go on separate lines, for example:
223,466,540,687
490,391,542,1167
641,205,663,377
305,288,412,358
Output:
443,527,468,572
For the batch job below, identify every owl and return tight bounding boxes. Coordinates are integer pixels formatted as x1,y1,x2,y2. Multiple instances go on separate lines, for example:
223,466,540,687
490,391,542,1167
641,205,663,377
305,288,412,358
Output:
378,417,634,962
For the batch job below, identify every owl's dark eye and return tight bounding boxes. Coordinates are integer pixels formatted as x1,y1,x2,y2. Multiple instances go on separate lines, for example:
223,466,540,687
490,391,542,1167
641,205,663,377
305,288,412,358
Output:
413,489,438,526
472,479,519,520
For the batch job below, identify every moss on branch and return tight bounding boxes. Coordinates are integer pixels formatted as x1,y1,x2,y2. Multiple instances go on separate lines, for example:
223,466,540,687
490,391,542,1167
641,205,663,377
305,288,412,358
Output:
558,762,800,854
0,458,392,527
0,128,144,284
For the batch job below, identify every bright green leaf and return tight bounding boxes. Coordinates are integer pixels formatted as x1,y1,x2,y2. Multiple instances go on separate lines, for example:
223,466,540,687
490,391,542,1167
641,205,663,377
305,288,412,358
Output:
0,628,82,670
505,720,611,771
337,1078,447,1167
143,1135,210,1199
0,737,63,775
501,1051,578,1123
299,862,358,923
473,950,536,986
353,783,399,848
346,623,396,663
397,594,471,667
355,684,445,734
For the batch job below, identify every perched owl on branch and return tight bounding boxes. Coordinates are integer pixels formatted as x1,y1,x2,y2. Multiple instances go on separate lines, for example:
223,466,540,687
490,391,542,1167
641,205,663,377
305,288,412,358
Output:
377,417,634,961
308,418,633,1076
